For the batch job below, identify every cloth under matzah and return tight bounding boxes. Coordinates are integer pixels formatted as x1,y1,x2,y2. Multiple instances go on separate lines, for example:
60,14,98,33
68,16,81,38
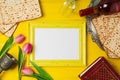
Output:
4,24,17,37
0,23,16,33
104,25,120,57
0,0,41,24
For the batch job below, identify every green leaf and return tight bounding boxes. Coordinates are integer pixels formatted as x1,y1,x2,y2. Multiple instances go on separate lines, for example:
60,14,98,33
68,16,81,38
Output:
0,36,13,58
18,47,24,69
18,47,24,80
30,61,53,80
24,73,45,80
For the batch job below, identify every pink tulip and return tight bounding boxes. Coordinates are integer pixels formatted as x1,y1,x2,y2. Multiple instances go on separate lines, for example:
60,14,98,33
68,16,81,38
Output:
22,43,32,54
15,34,25,44
21,66,34,75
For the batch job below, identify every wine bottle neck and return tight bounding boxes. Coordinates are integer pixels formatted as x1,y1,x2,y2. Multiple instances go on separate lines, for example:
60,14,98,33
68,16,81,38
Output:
79,7,97,16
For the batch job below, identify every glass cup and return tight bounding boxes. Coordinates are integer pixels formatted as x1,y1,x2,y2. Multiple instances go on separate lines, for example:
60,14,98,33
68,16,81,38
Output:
60,0,77,16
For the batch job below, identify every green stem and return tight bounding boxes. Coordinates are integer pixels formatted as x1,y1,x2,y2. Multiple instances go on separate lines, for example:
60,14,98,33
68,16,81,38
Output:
18,55,25,80
24,73,47,80
18,47,25,80
19,70,21,80
0,36,14,58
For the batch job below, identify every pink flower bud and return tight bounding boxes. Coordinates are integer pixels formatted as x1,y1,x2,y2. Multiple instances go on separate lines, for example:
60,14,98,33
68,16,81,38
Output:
21,66,34,75
15,34,25,44
22,43,32,54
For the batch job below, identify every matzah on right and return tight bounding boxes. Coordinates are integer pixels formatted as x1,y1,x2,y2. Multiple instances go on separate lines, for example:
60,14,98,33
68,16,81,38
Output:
92,12,120,58
92,13,120,44
92,15,105,44
104,47,119,58
0,0,42,24
103,25,120,57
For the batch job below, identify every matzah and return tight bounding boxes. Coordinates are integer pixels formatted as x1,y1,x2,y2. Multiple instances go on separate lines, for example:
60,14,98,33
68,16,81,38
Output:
0,8,3,24
92,13,120,44
0,0,42,24
104,47,119,58
0,23,16,33
92,11,120,58
92,15,105,43
4,24,17,37
103,25,120,57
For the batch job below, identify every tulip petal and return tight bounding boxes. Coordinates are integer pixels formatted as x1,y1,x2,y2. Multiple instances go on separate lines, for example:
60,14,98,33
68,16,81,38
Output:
21,66,34,75
15,34,25,44
22,43,32,54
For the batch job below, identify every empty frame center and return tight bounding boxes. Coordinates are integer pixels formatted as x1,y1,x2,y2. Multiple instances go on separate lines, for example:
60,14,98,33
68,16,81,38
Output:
34,28,79,60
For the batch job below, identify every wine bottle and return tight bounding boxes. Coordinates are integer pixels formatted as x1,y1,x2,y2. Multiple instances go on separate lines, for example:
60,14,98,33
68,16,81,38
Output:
79,0,120,16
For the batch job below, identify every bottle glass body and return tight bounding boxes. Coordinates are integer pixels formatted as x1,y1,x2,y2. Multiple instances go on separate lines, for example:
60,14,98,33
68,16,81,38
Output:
79,0,120,16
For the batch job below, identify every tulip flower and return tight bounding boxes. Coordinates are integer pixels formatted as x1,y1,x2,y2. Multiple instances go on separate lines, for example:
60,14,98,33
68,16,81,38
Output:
21,66,34,75
15,34,25,44
22,43,32,54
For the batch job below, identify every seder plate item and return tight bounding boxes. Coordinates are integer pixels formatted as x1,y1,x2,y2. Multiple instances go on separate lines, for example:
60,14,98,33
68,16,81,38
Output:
79,57,120,80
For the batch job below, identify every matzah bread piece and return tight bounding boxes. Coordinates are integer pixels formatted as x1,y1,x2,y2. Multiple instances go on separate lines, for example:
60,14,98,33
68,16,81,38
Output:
0,8,3,24
0,0,32,4
92,15,105,43
104,25,120,57
1,0,41,24
104,47,119,58
0,23,16,33
92,12,120,44
107,50,120,58
4,24,17,37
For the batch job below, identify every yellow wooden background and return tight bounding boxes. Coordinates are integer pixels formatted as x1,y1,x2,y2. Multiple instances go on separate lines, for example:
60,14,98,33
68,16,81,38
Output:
0,0,120,80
